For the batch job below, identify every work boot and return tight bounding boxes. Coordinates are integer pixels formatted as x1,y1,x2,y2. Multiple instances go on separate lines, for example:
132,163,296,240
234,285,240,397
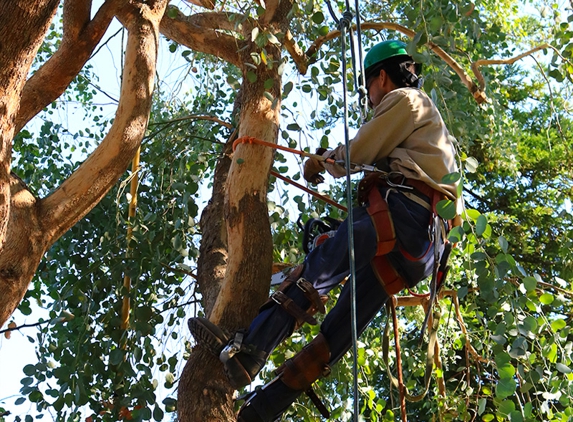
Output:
188,317,267,389
236,377,303,422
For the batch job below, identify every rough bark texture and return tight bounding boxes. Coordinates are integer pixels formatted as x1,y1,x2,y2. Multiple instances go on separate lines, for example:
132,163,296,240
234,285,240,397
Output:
172,1,294,420
196,132,235,316
0,0,168,327
0,0,60,254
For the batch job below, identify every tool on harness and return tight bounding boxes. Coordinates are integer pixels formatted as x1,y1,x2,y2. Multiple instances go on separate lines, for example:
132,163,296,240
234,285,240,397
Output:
299,216,342,254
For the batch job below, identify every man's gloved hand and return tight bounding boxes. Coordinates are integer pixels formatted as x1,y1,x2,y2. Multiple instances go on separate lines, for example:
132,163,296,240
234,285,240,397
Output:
303,158,325,184
303,148,330,184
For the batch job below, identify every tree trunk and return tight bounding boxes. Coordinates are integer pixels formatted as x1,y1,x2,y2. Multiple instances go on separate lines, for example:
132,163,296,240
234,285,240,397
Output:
0,0,59,254
176,3,299,417
0,0,168,328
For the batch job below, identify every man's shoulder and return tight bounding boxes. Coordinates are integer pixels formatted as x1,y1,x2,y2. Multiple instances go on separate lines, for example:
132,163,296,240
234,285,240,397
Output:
382,88,430,107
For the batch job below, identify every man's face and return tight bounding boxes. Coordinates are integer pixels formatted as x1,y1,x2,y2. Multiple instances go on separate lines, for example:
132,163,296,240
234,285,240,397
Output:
366,70,385,109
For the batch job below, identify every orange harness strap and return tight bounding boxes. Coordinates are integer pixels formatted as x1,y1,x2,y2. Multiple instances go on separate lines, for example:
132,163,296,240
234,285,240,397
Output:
365,186,408,296
366,178,446,296
366,186,396,256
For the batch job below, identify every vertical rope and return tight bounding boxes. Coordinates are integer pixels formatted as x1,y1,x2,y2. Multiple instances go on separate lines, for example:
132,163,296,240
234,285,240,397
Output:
339,11,359,422
391,297,408,422
352,0,368,119
121,148,141,330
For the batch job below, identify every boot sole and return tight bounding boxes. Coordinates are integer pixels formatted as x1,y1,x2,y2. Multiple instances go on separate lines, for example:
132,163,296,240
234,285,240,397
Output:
188,317,229,357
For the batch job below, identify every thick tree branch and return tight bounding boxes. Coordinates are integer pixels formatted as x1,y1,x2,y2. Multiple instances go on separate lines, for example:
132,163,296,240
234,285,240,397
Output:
160,7,244,67
283,29,307,74
39,0,168,245
304,22,488,104
182,0,215,10
15,0,117,133
260,0,280,25
0,0,60,255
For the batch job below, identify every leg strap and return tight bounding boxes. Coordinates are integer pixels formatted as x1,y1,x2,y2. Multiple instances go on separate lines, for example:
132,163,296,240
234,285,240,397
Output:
372,254,407,295
367,186,396,256
269,277,328,329
277,332,331,391
271,290,319,327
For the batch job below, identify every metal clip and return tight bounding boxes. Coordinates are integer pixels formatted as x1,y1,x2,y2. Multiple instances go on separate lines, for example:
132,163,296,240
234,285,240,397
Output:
385,171,413,190
220,332,244,363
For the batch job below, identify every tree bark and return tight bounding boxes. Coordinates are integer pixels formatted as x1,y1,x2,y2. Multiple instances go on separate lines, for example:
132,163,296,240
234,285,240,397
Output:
0,0,60,254
14,0,117,133
0,0,168,328
173,2,294,419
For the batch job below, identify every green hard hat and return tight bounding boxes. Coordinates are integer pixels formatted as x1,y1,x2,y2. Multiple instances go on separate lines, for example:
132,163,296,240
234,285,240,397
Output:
364,40,410,79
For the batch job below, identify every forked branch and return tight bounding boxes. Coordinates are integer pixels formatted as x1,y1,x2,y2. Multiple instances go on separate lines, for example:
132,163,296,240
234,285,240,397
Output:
15,0,117,133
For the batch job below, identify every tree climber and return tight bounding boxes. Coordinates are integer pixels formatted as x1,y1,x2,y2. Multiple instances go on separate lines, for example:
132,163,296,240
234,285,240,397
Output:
189,39,459,422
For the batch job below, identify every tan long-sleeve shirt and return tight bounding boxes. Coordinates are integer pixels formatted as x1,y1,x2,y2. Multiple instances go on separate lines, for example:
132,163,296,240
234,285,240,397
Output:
323,87,459,200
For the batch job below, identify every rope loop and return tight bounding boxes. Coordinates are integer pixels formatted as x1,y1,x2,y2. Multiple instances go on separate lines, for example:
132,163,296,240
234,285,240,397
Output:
338,10,353,30
232,135,260,151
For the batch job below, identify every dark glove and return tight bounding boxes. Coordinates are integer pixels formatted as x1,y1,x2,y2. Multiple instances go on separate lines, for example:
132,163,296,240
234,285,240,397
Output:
303,158,325,184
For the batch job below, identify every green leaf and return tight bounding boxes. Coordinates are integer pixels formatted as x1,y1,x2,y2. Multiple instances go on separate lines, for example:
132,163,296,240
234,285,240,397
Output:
246,71,257,83
476,215,488,236
465,208,481,221
523,276,537,292
109,349,124,366
153,405,165,421
498,235,508,253
556,363,572,374
448,225,464,243
496,377,516,398
441,172,461,184
551,319,566,332
539,293,554,305
283,81,293,97
312,11,324,23
167,7,178,18
163,397,177,412
478,398,486,415
264,78,274,90
318,26,330,36
23,364,36,376
498,400,515,416
436,199,456,220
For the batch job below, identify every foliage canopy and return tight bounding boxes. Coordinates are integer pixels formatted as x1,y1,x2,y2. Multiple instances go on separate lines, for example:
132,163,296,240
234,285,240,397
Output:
1,0,573,421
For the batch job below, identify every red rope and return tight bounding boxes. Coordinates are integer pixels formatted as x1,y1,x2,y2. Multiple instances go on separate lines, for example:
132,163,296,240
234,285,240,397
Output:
233,136,335,164
271,170,347,212
232,136,345,212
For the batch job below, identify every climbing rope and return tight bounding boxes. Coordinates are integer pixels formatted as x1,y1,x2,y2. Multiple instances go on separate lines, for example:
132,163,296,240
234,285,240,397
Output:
336,10,361,421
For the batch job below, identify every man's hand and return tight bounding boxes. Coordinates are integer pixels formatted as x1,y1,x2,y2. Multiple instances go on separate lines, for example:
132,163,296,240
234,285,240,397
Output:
303,158,325,184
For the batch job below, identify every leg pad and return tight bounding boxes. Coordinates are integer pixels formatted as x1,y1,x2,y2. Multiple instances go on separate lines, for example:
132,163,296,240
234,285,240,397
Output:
277,333,331,391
